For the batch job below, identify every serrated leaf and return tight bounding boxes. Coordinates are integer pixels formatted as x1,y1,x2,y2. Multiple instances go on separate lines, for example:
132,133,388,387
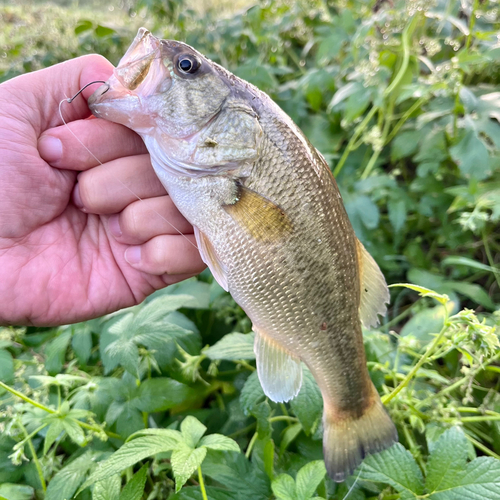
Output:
119,464,148,500
426,427,468,493
93,475,121,500
61,418,86,446
135,295,197,327
105,340,139,376
43,419,64,455
295,461,326,500
181,416,207,448
290,368,322,435
172,445,207,492
388,198,407,233
429,457,500,500
198,434,240,452
45,330,71,374
205,333,255,361
135,378,196,413
359,443,424,497
46,451,96,500
80,434,180,491
450,127,491,181
240,371,265,414
279,423,302,456
271,474,297,500
0,350,14,383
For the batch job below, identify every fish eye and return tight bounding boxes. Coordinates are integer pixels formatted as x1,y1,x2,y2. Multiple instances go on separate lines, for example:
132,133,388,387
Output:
177,54,201,74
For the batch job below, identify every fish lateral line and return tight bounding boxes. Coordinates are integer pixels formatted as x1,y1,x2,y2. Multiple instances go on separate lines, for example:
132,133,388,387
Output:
58,84,198,250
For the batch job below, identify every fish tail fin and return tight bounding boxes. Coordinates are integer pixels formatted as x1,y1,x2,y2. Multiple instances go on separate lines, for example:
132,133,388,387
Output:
322,387,397,482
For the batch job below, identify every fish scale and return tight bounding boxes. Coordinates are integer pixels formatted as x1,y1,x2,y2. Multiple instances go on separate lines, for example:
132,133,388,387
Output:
88,27,397,482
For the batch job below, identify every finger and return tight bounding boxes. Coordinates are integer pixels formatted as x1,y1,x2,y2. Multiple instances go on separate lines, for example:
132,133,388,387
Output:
13,54,114,134
108,196,193,245
123,234,205,276
38,118,147,169
74,154,166,214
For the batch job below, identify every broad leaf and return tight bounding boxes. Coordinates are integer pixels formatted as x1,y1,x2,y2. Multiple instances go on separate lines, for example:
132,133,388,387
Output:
205,333,255,361
181,416,207,448
92,475,121,500
199,434,240,452
119,464,148,500
290,368,322,435
240,371,265,414
0,484,34,500
135,378,196,412
295,461,326,500
271,474,296,500
0,349,14,383
171,445,207,492
359,444,424,497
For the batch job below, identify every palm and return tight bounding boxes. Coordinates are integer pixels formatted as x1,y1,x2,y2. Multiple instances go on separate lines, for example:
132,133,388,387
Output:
0,56,203,326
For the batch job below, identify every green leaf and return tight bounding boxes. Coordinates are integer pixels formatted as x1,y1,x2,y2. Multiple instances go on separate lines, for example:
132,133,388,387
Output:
279,423,302,456
290,368,322,435
135,378,196,412
271,474,297,500
429,457,500,500
450,126,491,181
119,464,148,500
205,333,255,361
72,325,92,365
93,475,121,500
95,25,115,37
388,198,407,233
46,451,96,500
389,283,449,305
446,282,496,310
171,445,207,492
181,416,207,448
74,19,93,34
426,427,468,493
45,330,71,374
359,443,424,497
0,484,34,500
295,461,326,500
80,434,181,491
0,349,14,383
240,371,265,414
198,434,240,452
43,419,64,455
61,418,86,446
262,438,275,481
442,256,500,275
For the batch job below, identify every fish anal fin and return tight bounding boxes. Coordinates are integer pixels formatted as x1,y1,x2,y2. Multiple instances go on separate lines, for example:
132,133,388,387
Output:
254,327,302,403
194,227,229,292
323,385,398,482
223,185,292,242
356,239,390,329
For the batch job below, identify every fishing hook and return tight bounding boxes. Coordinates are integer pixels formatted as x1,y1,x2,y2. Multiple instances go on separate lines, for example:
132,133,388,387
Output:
65,80,109,103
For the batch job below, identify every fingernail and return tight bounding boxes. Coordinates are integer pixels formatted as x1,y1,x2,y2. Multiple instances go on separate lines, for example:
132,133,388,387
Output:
125,246,141,265
72,184,85,211
38,136,62,163
108,214,122,238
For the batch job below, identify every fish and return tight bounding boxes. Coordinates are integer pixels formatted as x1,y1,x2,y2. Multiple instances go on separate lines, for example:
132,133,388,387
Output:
88,28,398,482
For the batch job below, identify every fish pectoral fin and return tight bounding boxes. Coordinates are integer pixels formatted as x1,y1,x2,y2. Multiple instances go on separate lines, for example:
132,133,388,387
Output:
194,226,229,292
254,327,302,403
223,185,292,242
356,239,390,329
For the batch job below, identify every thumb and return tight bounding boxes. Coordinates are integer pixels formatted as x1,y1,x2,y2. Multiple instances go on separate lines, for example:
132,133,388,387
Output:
11,54,114,135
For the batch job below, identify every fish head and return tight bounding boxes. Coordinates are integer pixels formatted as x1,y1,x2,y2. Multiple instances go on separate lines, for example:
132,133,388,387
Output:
89,28,231,140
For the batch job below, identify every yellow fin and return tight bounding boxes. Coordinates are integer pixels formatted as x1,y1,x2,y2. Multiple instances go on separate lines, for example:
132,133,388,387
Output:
223,185,292,242
254,327,302,403
323,385,398,482
356,239,390,329
194,227,228,292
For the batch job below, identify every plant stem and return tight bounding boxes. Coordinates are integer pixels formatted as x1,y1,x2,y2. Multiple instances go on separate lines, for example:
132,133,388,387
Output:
0,380,121,440
465,433,500,460
382,319,449,405
385,96,427,144
237,360,256,372
245,432,258,459
198,466,208,500
19,421,46,492
482,229,500,291
269,416,298,423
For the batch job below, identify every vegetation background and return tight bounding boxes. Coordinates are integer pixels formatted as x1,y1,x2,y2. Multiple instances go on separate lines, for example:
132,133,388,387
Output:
1,0,500,499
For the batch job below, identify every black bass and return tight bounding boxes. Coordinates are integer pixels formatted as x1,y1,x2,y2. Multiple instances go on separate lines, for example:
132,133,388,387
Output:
88,28,397,481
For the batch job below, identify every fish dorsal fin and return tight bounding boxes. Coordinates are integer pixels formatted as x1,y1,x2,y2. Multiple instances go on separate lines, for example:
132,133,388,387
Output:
194,226,229,292
356,239,390,329
223,185,292,242
254,327,302,403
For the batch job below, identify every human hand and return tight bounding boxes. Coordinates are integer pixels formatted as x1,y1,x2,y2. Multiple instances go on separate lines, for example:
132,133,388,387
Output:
0,55,205,326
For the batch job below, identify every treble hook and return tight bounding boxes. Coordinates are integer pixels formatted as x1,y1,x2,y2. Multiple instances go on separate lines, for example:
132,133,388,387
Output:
66,80,109,103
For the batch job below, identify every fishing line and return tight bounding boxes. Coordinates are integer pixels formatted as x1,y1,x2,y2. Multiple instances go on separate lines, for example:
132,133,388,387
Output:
341,462,363,500
59,81,198,250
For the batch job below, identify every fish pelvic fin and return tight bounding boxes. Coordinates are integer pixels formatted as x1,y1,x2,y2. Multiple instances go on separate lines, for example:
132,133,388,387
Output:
254,327,302,403
323,386,397,482
356,239,390,329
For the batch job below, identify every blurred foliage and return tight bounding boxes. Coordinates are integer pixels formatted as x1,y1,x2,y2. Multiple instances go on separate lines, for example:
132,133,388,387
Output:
1,0,500,499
